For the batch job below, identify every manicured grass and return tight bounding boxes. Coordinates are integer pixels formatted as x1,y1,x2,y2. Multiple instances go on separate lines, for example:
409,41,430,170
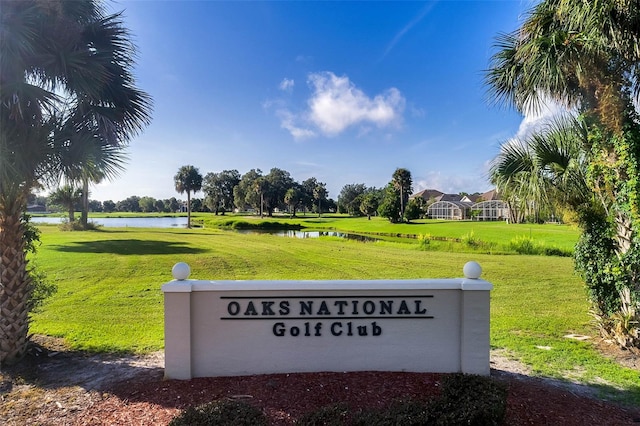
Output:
203,213,580,252
29,223,638,405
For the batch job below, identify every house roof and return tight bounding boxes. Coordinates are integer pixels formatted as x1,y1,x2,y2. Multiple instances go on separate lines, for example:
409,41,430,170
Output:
410,189,444,201
411,188,501,203
480,189,500,201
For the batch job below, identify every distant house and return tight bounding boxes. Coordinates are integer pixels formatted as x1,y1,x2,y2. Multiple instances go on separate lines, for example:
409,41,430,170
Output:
410,188,510,221
470,189,510,221
411,189,444,204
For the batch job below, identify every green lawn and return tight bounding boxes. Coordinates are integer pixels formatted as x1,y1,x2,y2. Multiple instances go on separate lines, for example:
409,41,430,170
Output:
202,214,580,252
28,222,639,405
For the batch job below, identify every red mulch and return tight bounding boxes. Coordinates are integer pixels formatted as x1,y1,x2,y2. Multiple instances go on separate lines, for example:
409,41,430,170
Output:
72,370,640,426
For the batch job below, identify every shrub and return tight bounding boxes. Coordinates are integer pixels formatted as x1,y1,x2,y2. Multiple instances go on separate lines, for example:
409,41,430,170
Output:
417,233,431,250
543,246,572,257
297,403,350,426
352,399,431,426
58,220,101,231
430,374,507,426
507,235,542,255
169,399,267,426
461,231,482,247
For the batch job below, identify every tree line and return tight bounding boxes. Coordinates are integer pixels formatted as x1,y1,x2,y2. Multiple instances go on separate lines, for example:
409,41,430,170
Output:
37,166,421,226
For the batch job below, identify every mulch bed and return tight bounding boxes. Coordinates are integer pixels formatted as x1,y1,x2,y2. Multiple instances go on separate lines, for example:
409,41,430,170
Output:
71,370,640,425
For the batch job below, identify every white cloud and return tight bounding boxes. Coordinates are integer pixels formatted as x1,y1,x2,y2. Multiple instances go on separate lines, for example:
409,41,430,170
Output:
307,71,405,135
514,97,573,141
270,71,405,140
279,78,295,92
277,109,316,140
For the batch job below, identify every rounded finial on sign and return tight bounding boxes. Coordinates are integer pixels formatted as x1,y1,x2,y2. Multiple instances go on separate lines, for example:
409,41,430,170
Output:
463,261,482,279
172,262,191,280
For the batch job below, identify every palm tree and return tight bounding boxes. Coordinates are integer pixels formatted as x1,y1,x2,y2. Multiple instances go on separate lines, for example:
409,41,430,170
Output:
253,177,268,219
284,187,301,218
392,168,412,221
49,185,83,223
313,183,327,217
486,0,640,240
0,0,152,364
174,166,203,228
490,115,593,222
486,0,640,346
59,133,129,228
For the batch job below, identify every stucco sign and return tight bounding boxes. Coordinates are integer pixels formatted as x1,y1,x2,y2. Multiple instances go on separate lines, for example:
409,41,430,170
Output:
162,262,492,380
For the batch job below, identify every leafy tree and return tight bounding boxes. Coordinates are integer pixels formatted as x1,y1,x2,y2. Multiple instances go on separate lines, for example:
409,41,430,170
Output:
117,196,141,212
139,196,156,213
404,198,422,222
378,183,402,223
88,200,103,213
359,192,379,220
392,168,413,221
203,169,241,215
284,186,303,217
154,199,166,213
0,0,151,363
486,0,640,347
234,169,263,213
325,198,337,213
191,198,204,213
103,200,116,213
301,178,319,214
338,183,367,215
168,197,181,213
174,165,203,228
264,168,294,216
48,185,82,222
313,182,328,217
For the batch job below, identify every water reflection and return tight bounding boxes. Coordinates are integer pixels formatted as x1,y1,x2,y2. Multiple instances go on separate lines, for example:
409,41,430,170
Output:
236,229,378,242
30,216,189,228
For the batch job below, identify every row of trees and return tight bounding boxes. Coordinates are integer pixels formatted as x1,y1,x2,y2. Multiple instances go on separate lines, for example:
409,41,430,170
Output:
38,166,420,226
173,165,333,227
172,165,418,226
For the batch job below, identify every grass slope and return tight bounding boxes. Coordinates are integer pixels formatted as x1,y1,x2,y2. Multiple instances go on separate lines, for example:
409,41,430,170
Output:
29,223,638,404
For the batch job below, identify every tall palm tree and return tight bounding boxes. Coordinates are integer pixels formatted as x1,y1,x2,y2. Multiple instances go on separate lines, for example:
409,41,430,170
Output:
0,0,152,364
486,0,640,346
313,183,327,217
392,168,412,221
486,0,640,246
174,166,203,228
253,177,268,219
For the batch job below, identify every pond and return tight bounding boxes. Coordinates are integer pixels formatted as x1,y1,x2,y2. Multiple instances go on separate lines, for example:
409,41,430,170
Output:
236,229,379,242
29,217,379,241
30,216,189,228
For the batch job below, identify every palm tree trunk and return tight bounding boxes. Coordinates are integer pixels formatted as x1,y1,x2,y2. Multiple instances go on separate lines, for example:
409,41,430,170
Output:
614,211,633,257
187,191,192,228
260,193,264,218
81,176,89,228
0,194,31,364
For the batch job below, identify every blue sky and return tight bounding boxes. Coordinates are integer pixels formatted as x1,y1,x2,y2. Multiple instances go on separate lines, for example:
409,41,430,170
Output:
92,0,539,202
